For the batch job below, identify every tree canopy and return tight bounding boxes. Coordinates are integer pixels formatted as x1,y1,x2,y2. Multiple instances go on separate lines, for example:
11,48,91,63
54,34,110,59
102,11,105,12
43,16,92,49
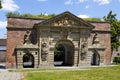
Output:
54,44,65,61
103,11,120,51
0,0,2,9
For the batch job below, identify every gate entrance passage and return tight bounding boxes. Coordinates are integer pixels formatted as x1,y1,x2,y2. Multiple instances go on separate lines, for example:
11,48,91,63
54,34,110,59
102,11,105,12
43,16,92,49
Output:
23,53,34,68
54,40,75,66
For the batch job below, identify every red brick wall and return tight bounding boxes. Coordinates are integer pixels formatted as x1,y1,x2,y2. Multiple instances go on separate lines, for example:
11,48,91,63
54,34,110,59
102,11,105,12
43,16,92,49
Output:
90,22,111,64
6,30,26,68
6,17,43,68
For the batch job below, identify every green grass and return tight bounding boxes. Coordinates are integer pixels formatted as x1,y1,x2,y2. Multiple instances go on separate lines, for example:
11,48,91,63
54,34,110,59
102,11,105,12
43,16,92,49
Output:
22,65,120,80
9,68,65,72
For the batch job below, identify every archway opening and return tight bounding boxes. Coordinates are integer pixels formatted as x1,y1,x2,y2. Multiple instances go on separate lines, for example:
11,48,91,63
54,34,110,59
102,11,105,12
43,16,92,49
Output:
23,53,34,68
54,40,74,66
54,44,65,66
91,53,100,66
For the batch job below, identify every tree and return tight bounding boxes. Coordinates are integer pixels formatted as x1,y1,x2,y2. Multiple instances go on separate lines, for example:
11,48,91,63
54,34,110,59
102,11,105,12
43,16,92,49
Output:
0,0,2,9
54,44,65,61
103,11,120,51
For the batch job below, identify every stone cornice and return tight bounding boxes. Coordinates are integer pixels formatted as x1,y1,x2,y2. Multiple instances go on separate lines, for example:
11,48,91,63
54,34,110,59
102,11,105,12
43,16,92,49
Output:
92,30,111,33
16,44,38,49
7,27,32,30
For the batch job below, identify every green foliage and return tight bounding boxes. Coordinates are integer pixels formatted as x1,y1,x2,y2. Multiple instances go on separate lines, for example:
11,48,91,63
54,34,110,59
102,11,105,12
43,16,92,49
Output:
103,11,120,51
6,12,20,17
114,56,120,63
38,13,56,18
21,13,38,18
6,12,56,18
0,0,2,9
83,18,101,22
54,44,65,61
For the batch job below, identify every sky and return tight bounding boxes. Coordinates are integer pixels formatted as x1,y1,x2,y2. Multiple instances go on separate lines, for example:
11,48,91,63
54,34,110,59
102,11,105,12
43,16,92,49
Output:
0,0,120,38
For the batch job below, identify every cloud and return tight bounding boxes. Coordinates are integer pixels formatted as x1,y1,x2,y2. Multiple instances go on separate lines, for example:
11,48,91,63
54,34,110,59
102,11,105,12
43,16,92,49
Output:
0,21,7,28
77,0,87,3
64,0,73,5
37,0,48,2
2,0,19,11
85,5,89,9
93,0,111,5
64,0,87,5
78,14,89,18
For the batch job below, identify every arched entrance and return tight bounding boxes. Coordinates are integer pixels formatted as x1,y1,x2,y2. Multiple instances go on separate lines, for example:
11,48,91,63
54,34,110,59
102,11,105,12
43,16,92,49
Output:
23,53,34,68
91,52,100,66
54,40,74,66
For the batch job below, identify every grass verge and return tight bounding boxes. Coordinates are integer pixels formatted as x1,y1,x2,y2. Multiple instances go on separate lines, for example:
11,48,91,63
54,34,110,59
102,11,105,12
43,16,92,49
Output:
22,65,120,80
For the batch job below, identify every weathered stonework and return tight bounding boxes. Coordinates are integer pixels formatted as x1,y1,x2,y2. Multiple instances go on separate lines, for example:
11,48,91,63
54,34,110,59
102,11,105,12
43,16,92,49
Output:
6,11,111,68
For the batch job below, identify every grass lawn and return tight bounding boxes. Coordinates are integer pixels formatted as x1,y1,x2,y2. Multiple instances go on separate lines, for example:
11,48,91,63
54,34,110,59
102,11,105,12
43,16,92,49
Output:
9,68,65,72
21,65,120,80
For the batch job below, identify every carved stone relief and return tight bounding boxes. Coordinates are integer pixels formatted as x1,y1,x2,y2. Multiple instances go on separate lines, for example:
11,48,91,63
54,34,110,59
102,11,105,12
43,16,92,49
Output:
41,38,49,61
53,17,79,26
81,43,87,60
92,32,100,46
60,29,71,39
24,30,31,44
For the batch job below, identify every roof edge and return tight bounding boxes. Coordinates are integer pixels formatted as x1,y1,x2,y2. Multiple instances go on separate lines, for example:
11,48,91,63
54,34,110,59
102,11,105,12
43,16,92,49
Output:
7,16,47,20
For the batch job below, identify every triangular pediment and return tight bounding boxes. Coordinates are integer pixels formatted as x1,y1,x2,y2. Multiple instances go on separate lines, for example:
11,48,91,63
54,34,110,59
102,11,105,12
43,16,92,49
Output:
35,11,95,28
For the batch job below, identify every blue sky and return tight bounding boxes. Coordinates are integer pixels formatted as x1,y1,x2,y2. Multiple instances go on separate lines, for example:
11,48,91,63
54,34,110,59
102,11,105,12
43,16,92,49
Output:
0,0,120,38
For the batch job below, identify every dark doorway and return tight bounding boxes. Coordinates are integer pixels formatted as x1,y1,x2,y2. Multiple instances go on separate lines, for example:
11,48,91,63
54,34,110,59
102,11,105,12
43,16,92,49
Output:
91,53,100,66
54,40,75,66
54,44,65,66
23,53,34,68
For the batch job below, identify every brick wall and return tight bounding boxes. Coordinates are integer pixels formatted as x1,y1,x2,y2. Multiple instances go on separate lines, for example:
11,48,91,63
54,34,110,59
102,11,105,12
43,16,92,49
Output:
6,17,43,68
90,22,111,64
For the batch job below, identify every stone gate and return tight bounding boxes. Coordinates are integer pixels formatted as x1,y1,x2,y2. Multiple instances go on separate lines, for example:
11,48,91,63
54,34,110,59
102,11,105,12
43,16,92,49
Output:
6,11,111,68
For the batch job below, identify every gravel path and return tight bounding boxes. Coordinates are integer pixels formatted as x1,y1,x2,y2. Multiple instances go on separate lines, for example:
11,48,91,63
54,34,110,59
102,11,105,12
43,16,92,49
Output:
0,70,24,80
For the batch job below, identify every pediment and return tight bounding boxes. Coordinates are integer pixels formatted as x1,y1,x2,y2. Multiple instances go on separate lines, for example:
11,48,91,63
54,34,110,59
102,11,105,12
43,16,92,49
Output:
35,11,95,28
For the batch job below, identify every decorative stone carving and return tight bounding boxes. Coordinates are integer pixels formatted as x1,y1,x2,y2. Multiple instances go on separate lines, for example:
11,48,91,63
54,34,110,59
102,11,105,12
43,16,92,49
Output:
81,43,87,60
41,38,49,61
82,37,87,42
60,29,71,39
92,32,100,46
24,30,31,44
53,17,78,26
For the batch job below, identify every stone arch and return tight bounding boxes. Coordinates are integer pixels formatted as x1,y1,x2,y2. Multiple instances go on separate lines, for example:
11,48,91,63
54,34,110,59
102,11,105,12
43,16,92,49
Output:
91,51,100,66
54,39,75,66
23,53,34,68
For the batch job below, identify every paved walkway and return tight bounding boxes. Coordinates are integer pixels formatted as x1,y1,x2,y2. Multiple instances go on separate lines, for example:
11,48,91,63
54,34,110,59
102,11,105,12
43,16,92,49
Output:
0,70,24,80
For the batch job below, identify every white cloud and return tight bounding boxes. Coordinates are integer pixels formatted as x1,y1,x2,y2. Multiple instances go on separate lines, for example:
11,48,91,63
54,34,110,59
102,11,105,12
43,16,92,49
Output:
2,0,19,11
37,0,48,2
65,0,87,5
0,21,7,28
78,14,89,18
64,0,73,5
85,5,89,9
93,0,111,5
78,0,87,3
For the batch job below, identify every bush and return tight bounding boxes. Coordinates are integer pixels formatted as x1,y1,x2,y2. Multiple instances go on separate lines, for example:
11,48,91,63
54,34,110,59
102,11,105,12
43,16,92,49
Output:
114,56,120,64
